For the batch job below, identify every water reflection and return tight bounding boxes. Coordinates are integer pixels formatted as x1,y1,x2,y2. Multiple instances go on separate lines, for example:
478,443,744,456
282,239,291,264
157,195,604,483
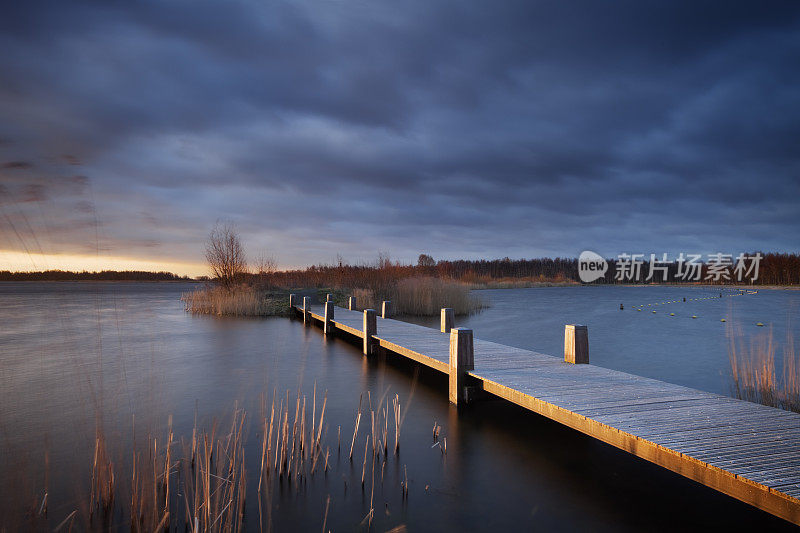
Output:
0,282,795,531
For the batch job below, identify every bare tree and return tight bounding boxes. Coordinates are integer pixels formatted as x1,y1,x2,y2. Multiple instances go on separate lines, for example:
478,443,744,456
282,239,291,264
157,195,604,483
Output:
417,253,435,268
255,254,277,275
205,222,247,288
254,253,277,286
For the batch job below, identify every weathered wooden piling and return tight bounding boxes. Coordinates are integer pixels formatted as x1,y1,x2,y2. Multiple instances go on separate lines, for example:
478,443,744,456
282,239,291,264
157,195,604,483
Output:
381,301,391,319
363,309,376,355
449,328,474,405
441,308,454,333
289,293,296,308
348,296,357,311
302,297,311,325
324,301,335,335
326,293,332,302
564,324,588,364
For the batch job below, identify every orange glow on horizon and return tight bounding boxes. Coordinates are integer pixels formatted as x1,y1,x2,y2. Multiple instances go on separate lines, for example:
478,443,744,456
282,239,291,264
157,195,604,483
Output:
0,250,208,277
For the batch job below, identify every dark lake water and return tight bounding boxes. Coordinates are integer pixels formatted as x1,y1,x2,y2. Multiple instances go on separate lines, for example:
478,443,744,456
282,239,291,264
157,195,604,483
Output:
0,282,797,531
419,285,800,396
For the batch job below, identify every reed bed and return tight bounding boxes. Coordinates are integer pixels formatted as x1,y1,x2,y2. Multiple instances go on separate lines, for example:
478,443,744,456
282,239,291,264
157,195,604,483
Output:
728,326,800,413
181,285,289,317
8,385,425,531
353,277,484,316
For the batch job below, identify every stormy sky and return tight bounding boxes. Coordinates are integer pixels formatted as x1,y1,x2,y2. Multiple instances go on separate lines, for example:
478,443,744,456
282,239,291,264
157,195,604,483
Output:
1,1,799,275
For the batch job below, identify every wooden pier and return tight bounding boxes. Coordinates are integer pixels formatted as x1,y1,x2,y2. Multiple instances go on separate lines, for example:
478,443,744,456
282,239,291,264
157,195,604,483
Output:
290,297,800,525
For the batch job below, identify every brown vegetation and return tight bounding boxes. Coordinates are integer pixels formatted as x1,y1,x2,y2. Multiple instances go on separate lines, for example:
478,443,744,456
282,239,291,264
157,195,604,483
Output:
181,285,289,316
352,277,484,315
6,386,416,531
728,326,800,413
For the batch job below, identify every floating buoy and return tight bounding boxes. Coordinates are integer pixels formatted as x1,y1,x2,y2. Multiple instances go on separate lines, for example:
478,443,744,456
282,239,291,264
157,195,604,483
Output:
637,308,641,311
652,310,657,314
721,319,726,322
670,313,675,316
692,315,698,319
756,322,764,327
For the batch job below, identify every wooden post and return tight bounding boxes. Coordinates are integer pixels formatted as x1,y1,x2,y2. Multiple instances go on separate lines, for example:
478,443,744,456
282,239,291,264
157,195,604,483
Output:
449,328,474,405
302,297,310,325
363,309,377,356
326,293,332,302
381,301,391,319
441,308,454,333
564,324,589,364
289,293,296,308
324,301,334,335
348,296,357,311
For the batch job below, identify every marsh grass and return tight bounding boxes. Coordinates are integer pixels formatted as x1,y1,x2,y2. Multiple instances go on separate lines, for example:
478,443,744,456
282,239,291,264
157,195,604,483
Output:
181,285,290,317
729,326,800,413
5,381,422,531
353,277,484,316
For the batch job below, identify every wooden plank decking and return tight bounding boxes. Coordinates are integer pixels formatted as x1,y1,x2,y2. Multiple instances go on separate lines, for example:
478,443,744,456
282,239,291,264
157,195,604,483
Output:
293,302,800,525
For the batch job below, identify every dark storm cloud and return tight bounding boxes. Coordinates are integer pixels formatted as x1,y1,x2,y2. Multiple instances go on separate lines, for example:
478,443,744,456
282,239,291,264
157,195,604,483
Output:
1,0,799,271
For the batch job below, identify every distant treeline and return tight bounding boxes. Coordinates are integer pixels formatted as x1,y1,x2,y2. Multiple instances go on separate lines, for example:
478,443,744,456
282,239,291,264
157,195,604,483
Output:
0,270,194,281
3,252,798,285
263,252,800,288
436,252,800,285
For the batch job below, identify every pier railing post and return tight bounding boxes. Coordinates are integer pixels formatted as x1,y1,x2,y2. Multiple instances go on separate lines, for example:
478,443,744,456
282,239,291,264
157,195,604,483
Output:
381,301,391,319
326,293,332,302
289,293,296,309
349,296,357,311
449,328,474,405
324,301,335,335
564,324,589,364
363,309,377,355
302,297,311,325
441,308,454,333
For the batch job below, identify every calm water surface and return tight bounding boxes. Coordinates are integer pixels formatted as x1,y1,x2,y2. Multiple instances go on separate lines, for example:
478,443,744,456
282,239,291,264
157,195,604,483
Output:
0,282,797,531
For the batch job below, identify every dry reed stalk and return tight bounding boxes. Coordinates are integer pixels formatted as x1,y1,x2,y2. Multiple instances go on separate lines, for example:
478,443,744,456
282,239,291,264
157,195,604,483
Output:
349,394,363,461
393,395,401,454
310,392,327,474
322,494,331,533
371,410,376,457
383,401,388,456
89,428,116,520
53,510,77,532
361,436,369,488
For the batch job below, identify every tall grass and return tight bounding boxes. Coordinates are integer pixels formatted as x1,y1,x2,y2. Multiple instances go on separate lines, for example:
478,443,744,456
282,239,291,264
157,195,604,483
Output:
728,326,800,413
8,385,419,531
181,285,289,316
353,277,484,316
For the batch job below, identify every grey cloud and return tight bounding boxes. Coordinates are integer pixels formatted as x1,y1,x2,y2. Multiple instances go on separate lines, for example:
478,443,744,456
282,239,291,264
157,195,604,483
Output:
1,0,799,271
